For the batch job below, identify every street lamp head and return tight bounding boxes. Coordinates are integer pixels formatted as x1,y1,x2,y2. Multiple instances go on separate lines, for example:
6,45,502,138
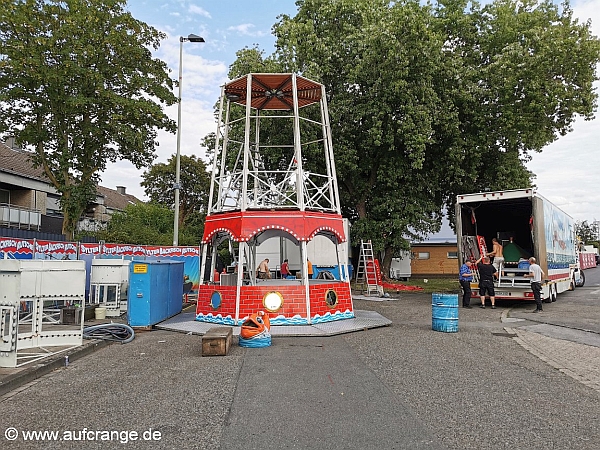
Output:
187,34,205,43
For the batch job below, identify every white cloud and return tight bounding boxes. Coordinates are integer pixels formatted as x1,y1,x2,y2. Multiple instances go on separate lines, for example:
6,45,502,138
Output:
189,5,211,18
572,0,600,35
99,29,228,201
227,23,266,37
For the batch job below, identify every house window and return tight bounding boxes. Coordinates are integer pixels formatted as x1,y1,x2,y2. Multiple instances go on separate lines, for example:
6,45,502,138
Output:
417,252,430,260
447,251,458,259
0,189,8,204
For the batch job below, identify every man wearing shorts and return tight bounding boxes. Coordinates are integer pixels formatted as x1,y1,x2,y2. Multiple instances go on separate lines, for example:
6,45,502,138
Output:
476,255,497,309
489,238,504,273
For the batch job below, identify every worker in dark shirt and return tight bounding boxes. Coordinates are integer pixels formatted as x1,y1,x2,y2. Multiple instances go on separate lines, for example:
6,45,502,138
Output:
476,255,497,309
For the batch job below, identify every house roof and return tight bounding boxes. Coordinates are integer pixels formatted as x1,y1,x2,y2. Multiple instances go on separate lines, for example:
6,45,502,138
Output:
1,140,141,211
96,185,140,211
0,141,49,182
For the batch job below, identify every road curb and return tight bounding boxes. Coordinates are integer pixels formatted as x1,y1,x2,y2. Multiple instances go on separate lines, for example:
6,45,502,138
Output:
0,339,112,398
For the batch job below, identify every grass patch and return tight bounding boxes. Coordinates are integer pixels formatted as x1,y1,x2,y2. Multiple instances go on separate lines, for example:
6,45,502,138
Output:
352,277,460,294
352,278,459,293
390,277,460,293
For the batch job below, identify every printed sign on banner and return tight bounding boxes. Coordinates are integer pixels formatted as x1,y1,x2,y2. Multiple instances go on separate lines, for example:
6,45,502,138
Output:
79,242,102,255
34,240,78,260
102,243,147,257
0,237,34,259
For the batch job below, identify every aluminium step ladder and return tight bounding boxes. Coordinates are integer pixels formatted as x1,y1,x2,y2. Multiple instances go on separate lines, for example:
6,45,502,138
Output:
355,240,383,296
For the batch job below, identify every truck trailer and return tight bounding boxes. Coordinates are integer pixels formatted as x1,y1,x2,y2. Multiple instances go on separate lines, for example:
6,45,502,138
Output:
456,188,583,302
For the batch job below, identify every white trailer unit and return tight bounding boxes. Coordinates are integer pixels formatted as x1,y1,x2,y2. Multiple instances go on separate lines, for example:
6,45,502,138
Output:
390,251,412,280
456,188,582,302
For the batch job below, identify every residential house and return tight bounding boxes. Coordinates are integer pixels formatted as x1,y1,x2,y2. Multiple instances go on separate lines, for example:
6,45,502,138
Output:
390,215,459,279
78,185,140,232
410,216,458,277
0,140,141,237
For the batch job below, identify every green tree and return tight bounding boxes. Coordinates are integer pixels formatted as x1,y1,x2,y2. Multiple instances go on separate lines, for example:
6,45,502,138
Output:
86,202,203,246
141,154,211,230
0,0,177,239
435,0,600,203
270,0,600,276
96,203,175,245
575,220,599,246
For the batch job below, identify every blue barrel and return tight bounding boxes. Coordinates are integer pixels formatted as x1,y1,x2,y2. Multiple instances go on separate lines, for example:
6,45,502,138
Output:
432,293,458,333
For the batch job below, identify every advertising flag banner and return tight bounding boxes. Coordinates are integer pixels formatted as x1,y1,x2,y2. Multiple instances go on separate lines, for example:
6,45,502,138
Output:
34,240,78,260
0,237,34,259
101,243,147,257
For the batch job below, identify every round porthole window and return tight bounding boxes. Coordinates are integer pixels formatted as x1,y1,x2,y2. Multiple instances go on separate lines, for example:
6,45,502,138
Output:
210,291,222,309
325,289,338,308
263,291,284,312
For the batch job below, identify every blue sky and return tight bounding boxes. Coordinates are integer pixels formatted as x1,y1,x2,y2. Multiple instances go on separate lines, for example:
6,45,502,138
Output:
102,0,600,223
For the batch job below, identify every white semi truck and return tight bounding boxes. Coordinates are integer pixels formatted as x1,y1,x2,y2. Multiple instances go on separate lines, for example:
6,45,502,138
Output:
456,188,584,302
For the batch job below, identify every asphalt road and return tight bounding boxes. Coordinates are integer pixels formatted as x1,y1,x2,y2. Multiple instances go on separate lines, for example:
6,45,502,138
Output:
1,271,599,450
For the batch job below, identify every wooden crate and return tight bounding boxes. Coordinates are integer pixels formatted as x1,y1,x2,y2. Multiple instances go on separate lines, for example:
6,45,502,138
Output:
202,327,233,357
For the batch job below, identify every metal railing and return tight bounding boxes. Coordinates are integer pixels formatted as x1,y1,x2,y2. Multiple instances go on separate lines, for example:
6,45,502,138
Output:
0,203,41,230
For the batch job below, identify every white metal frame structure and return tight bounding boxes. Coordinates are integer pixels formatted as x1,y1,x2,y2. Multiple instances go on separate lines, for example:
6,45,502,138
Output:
0,260,85,368
207,73,341,215
198,74,352,325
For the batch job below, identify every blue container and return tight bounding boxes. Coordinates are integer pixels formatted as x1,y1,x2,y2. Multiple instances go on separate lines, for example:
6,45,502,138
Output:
432,293,458,333
128,260,184,327
313,264,354,280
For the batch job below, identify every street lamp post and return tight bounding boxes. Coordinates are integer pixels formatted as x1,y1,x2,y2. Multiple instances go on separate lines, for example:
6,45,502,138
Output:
173,33,205,246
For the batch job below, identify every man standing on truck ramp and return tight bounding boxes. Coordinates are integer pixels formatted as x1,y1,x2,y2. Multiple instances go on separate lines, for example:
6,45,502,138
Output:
476,256,497,308
524,257,545,312
488,238,504,273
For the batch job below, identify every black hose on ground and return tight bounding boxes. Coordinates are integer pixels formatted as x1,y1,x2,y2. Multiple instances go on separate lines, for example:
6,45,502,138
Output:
83,323,135,344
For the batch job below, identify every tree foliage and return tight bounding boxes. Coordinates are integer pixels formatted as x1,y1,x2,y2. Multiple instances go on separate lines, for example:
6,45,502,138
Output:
204,0,600,276
0,0,177,239
270,0,600,275
575,220,599,247
141,154,211,229
97,203,174,245
89,202,201,246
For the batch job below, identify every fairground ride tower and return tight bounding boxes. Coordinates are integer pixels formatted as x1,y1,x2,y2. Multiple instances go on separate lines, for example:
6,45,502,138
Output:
197,73,353,325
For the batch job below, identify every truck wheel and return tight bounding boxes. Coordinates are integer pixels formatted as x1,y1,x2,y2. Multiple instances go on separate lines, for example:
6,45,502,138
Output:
576,271,586,288
551,285,557,302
